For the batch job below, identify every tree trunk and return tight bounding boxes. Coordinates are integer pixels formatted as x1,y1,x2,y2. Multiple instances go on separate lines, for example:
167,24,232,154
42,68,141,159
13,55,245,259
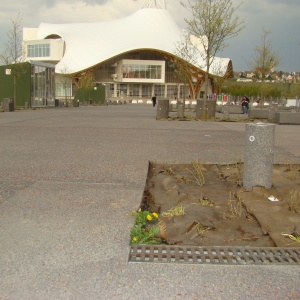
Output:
183,75,187,116
203,63,210,119
13,75,17,110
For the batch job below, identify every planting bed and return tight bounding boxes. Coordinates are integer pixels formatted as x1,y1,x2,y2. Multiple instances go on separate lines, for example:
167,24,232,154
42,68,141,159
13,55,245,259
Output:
136,162,300,248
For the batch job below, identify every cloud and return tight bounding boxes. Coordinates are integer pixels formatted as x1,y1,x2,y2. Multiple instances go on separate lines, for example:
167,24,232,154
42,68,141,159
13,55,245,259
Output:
36,0,138,24
0,0,140,27
0,0,299,71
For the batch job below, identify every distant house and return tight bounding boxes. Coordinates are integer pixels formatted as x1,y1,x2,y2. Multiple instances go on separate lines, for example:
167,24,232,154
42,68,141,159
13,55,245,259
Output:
286,75,295,83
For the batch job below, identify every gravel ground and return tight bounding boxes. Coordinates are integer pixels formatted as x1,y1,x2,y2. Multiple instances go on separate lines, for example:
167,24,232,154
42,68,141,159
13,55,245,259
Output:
0,104,299,299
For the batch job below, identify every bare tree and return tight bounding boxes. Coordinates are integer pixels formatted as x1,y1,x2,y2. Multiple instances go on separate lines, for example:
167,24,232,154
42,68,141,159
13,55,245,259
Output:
181,0,244,118
58,65,73,104
248,29,281,105
172,31,198,117
248,29,280,81
0,13,26,109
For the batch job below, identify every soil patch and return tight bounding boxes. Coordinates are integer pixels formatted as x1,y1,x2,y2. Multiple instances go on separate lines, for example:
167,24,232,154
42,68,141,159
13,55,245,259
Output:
138,162,300,248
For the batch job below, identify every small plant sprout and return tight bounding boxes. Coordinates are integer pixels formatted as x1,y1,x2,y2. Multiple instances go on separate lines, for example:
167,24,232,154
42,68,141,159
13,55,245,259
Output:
187,158,205,186
160,165,175,175
161,204,185,217
225,192,244,219
281,227,300,244
235,160,243,186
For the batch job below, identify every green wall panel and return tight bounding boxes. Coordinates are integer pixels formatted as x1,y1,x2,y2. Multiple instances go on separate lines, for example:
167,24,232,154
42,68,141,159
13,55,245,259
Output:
0,63,31,107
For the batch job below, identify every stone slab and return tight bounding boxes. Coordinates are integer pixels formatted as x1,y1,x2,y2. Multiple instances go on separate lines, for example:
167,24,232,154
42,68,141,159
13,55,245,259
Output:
248,108,269,119
275,111,300,124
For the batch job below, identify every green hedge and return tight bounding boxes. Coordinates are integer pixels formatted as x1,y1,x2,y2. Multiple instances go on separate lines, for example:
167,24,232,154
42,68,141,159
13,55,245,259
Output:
74,85,105,104
221,80,298,98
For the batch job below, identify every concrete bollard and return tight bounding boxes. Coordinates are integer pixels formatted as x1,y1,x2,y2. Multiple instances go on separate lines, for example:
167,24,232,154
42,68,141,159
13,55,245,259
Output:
195,100,216,119
177,102,184,118
156,100,169,120
243,122,276,190
223,105,230,120
268,104,278,123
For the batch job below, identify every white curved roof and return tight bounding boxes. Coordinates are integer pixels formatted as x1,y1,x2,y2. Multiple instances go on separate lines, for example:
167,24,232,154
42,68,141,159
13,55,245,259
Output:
37,7,231,76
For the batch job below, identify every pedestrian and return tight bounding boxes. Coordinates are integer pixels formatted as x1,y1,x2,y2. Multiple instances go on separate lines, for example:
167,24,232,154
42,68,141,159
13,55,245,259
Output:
152,95,157,107
241,96,250,114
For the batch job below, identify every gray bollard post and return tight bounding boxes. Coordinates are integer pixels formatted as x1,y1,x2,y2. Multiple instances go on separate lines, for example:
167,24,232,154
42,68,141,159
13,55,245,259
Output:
243,122,276,190
177,102,184,118
156,100,169,120
223,105,230,120
195,100,205,119
195,100,216,119
268,104,278,123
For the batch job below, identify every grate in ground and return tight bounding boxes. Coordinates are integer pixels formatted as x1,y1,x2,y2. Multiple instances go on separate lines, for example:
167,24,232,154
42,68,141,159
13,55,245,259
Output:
129,244,300,265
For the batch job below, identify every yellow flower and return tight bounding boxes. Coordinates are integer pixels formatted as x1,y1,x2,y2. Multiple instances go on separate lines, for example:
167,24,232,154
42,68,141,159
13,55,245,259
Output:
146,215,153,221
152,212,159,218
132,237,137,242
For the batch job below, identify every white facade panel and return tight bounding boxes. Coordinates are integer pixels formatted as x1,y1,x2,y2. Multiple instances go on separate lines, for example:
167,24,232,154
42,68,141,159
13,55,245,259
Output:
23,28,38,41
25,39,64,62
22,6,232,80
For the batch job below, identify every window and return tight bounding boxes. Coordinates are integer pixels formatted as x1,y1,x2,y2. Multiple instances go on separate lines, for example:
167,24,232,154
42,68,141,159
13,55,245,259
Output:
128,84,140,97
154,85,164,97
167,85,178,98
117,84,127,96
27,44,50,58
122,63,162,80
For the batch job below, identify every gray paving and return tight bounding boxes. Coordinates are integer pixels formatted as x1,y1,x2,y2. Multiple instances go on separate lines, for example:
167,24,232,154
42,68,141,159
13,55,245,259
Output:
0,105,299,300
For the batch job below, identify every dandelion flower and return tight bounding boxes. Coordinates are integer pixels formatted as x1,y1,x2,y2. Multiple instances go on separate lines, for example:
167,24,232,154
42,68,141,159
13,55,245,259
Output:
132,237,137,242
152,212,159,218
147,215,153,221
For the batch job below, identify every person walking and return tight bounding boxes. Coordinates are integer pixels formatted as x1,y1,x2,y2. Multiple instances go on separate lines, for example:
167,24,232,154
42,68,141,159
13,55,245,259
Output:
151,95,157,107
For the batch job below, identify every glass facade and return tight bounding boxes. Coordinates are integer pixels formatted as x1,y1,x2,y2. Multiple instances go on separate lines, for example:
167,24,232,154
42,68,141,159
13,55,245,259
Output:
27,44,50,58
154,85,164,97
167,85,178,98
128,84,140,97
122,64,162,79
142,85,152,97
91,51,211,99
179,85,189,99
116,84,128,97
55,83,72,100
30,64,55,107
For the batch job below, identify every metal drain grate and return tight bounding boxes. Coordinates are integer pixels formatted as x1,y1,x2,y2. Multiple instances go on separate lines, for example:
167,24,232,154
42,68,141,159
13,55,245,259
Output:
129,245,300,265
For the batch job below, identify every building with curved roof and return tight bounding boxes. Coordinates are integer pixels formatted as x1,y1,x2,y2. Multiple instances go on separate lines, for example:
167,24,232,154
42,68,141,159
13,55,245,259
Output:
23,0,233,101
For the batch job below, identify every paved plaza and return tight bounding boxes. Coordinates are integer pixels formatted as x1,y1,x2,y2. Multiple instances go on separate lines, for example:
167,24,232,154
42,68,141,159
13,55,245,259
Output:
1,105,299,299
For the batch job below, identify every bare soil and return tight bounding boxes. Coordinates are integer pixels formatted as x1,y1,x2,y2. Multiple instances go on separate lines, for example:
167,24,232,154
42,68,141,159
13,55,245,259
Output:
139,162,300,248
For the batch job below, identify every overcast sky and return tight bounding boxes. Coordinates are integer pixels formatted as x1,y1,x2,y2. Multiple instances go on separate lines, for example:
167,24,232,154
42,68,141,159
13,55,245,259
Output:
0,0,299,72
